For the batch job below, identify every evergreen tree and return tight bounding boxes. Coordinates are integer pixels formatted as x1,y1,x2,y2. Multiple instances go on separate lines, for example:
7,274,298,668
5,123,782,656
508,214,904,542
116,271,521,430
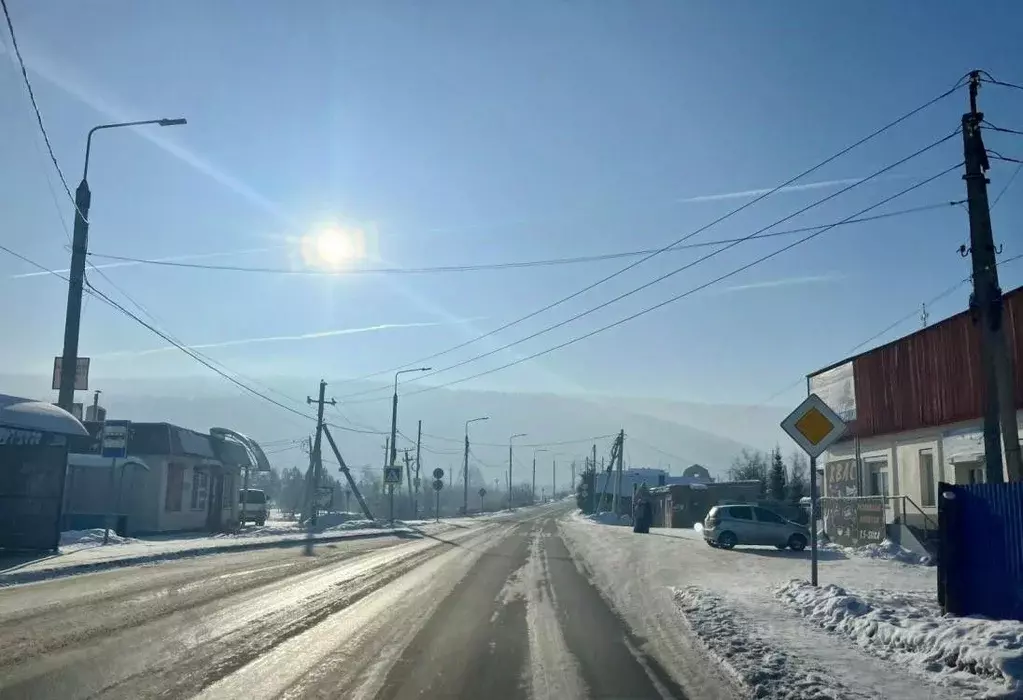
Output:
768,447,787,501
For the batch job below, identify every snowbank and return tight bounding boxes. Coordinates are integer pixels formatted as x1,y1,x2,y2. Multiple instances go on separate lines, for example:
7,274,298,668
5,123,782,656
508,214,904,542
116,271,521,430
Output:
776,580,1023,694
672,586,860,699
823,539,933,566
60,529,134,549
583,512,632,526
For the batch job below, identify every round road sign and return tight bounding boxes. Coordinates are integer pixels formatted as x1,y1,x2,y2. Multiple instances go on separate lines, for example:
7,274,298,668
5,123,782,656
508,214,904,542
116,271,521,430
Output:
432,479,444,491
432,467,445,480
478,487,487,498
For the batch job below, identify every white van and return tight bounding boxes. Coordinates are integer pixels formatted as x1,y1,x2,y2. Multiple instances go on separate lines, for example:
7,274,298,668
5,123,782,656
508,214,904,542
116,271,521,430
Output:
238,489,268,526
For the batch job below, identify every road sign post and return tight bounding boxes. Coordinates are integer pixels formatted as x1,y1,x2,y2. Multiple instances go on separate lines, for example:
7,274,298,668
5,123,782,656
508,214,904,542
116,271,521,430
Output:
384,465,403,527
781,393,847,587
100,420,129,545
478,487,486,512
432,468,445,522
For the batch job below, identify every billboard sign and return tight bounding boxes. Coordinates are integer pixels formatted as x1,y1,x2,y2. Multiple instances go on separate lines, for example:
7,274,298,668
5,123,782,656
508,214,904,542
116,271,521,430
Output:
809,361,856,421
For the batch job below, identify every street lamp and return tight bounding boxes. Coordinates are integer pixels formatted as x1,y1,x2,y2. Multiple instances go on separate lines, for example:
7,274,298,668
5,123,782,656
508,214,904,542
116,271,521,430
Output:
388,368,431,469
57,117,188,410
508,433,527,509
463,416,489,513
532,448,548,504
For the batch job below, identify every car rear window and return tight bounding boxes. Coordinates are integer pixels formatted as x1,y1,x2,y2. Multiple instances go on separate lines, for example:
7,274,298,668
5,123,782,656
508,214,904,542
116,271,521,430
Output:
726,505,753,520
239,490,266,504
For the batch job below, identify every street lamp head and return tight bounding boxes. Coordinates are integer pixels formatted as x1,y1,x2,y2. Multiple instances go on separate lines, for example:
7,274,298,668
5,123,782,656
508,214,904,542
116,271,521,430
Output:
158,118,188,127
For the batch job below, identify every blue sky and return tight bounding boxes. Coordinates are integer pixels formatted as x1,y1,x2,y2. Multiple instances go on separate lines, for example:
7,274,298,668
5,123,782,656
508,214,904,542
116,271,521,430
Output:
2,1,1022,416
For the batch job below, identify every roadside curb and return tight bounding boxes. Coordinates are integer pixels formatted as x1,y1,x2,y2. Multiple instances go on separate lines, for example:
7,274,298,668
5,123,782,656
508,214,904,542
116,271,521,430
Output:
0,529,416,588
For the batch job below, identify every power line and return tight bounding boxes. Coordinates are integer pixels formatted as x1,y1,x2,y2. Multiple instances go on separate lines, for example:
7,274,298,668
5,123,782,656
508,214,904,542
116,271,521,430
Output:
992,163,1022,209
366,162,963,402
984,121,1023,137
1,0,82,221
980,76,1023,93
342,133,962,403
84,203,957,277
753,252,1023,407
330,82,963,390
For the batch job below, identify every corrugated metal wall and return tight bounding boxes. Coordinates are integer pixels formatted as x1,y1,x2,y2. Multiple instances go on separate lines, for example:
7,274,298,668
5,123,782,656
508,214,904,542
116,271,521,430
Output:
939,481,1023,620
846,287,1023,439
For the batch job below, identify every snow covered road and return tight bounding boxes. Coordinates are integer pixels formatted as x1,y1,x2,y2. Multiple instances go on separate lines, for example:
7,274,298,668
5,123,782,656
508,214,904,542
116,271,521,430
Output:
0,505,729,699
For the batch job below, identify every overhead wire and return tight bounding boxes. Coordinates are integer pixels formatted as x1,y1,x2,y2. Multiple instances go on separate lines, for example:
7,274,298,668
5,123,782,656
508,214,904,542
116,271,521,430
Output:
329,82,965,390
1,0,84,222
375,161,964,402
342,132,963,403
85,203,957,277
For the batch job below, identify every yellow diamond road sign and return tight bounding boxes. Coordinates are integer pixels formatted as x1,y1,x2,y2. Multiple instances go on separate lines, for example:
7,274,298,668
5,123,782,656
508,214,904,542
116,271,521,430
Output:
781,393,847,459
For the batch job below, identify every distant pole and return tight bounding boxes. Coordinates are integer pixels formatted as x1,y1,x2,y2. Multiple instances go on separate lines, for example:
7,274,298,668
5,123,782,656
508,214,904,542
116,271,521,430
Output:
962,71,1021,482
415,420,422,519
552,458,557,500
532,455,537,503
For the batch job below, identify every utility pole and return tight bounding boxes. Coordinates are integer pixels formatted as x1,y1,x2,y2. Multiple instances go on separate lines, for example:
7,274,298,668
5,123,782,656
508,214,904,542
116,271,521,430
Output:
404,450,413,518
305,380,335,525
920,303,930,329
415,420,422,519
532,455,537,504
962,71,1022,483
571,461,576,494
552,458,557,500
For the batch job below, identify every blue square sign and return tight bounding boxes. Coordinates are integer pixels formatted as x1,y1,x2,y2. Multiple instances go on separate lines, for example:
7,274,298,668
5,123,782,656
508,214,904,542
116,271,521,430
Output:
101,420,130,459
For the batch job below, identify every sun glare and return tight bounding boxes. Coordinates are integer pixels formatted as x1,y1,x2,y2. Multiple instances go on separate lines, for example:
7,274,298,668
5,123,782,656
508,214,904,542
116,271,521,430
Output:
299,226,366,270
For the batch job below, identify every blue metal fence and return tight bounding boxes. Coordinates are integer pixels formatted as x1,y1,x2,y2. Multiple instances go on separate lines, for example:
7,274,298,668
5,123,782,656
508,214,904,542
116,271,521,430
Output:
938,481,1023,621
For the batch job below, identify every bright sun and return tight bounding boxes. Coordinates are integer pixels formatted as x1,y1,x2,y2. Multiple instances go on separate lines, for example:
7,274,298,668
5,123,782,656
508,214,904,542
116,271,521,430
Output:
299,226,365,270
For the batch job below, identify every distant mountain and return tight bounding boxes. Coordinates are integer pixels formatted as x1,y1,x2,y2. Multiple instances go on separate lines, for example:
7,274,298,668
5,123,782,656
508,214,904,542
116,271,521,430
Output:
0,374,786,483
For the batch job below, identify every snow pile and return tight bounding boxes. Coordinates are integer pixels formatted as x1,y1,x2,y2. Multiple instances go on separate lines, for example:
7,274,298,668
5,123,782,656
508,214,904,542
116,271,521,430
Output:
60,528,134,549
776,580,1023,692
672,586,858,699
583,512,632,526
824,539,932,566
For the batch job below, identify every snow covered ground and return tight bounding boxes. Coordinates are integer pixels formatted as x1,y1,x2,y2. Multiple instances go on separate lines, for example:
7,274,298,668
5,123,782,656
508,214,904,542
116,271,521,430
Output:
560,511,1015,699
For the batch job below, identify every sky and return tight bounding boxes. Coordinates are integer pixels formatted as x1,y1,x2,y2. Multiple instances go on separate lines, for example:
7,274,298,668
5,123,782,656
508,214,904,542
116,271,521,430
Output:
2,1,1022,439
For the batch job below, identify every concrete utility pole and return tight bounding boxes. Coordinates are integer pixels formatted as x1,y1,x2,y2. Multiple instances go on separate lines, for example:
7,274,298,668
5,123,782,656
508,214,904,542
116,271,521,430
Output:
306,380,335,525
389,368,431,470
508,433,526,509
57,118,187,410
533,448,548,504
962,71,1022,483
415,420,422,519
553,458,557,500
463,416,488,514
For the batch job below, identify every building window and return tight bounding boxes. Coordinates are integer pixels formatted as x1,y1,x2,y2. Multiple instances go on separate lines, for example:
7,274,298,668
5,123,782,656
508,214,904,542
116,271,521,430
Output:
919,450,936,507
191,468,209,511
166,464,184,512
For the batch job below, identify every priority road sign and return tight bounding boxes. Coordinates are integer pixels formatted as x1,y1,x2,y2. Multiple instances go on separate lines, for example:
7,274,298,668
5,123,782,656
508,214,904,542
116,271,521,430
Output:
101,420,129,459
432,479,444,491
478,487,487,498
432,467,444,480
781,393,847,459
384,466,402,484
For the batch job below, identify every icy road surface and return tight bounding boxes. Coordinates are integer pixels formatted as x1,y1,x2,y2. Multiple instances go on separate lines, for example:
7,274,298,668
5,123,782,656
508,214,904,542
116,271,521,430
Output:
0,506,728,700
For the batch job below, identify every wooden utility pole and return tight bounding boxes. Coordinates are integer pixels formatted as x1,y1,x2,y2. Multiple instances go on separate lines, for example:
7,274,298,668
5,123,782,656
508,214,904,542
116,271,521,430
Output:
962,71,1021,482
304,380,335,525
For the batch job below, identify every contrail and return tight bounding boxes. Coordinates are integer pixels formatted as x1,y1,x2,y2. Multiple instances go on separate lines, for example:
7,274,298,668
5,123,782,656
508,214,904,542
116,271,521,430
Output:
678,177,877,203
95,319,485,358
716,274,842,294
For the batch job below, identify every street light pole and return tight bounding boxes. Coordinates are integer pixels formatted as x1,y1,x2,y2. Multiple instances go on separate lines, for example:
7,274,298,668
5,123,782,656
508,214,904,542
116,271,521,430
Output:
57,118,187,410
388,368,430,468
508,433,526,510
463,416,489,514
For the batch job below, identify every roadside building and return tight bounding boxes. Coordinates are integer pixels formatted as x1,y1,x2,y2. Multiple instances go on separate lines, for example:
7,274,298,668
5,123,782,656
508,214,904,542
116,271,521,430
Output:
64,421,270,535
649,480,763,528
809,284,1023,545
0,394,88,551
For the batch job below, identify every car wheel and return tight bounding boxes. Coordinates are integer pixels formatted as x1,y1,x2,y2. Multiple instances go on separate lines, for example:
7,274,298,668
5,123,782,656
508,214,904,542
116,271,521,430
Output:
256,519,266,526
775,544,787,550
717,531,737,549
788,534,808,551
705,539,719,548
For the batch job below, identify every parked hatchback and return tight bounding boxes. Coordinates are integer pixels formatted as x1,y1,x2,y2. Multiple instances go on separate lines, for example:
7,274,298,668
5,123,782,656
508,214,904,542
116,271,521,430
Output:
703,504,809,551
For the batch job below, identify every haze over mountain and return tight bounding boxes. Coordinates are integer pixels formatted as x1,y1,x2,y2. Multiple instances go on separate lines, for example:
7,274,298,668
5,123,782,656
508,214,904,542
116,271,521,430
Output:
2,373,794,488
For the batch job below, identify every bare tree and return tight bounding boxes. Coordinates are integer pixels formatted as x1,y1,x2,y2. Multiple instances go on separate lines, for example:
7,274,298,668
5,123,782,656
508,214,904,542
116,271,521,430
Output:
728,449,769,487
787,451,808,502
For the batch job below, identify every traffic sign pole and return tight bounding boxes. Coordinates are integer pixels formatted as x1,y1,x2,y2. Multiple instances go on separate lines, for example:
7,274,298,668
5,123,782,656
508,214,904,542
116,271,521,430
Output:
810,455,818,586
100,421,129,545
